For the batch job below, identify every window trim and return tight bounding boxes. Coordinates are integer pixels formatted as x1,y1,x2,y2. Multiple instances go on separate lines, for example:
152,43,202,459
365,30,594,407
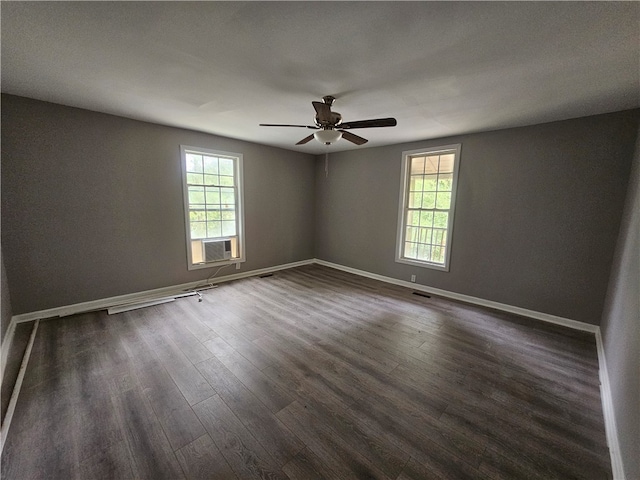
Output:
395,144,461,272
180,145,246,270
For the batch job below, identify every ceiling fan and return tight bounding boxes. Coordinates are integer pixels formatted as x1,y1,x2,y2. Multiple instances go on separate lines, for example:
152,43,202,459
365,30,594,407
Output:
259,95,397,146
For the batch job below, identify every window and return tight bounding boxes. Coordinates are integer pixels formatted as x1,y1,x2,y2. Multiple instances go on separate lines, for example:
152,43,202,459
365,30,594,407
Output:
396,144,461,271
181,146,245,270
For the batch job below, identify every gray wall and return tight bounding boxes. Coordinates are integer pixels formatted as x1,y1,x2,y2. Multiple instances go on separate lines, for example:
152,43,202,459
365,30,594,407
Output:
1,246,12,342
600,131,639,479
315,110,639,325
1,94,316,314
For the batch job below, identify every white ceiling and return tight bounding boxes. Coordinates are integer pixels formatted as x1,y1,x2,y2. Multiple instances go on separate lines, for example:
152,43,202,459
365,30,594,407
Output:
2,2,638,154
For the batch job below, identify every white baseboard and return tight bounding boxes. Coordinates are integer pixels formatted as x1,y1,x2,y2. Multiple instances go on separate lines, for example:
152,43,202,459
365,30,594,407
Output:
314,259,598,333
595,330,626,480
11,258,315,324
1,319,38,454
0,317,17,386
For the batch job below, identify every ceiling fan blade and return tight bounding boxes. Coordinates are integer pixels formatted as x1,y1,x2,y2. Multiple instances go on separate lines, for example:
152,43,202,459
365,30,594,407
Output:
312,101,332,124
338,117,397,129
340,130,368,145
259,123,316,129
296,133,316,145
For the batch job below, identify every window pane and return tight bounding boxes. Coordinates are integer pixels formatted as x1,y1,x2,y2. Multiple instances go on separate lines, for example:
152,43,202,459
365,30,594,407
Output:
221,188,235,205
423,175,438,191
186,154,203,173
417,244,431,261
419,211,434,227
221,210,235,220
432,246,445,264
406,226,419,242
408,192,422,208
436,191,451,209
219,158,234,176
425,155,439,174
187,172,203,185
432,228,445,246
438,173,453,191
205,187,220,204
409,175,424,192
440,230,448,247
188,186,205,205
203,156,218,175
203,174,218,186
219,175,234,187
207,210,221,221
206,221,222,238
410,157,425,175
421,192,436,209
222,220,236,236
439,154,455,173
407,210,421,226
434,212,449,228
191,221,206,239
419,227,433,244
404,242,418,259
190,210,206,222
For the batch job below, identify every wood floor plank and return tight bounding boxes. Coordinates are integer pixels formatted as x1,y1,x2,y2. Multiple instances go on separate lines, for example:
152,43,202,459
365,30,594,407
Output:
78,440,135,480
208,346,294,414
260,348,358,413
196,356,304,466
175,434,238,480
192,394,288,480
173,299,221,343
395,454,487,480
110,386,186,479
1,407,81,479
154,304,215,365
255,335,365,407
276,401,393,480
135,307,215,406
441,401,612,479
281,447,341,480
349,388,487,471
291,396,410,478
115,314,209,451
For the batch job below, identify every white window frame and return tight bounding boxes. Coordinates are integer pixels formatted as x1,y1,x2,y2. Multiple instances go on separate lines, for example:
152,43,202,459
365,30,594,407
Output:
396,144,461,272
180,145,246,270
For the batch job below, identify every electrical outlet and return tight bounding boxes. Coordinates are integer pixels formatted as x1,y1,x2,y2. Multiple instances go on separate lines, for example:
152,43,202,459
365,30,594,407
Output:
410,274,416,283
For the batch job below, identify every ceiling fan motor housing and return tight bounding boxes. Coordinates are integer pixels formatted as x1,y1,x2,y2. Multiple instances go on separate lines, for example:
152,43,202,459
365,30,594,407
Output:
315,111,342,128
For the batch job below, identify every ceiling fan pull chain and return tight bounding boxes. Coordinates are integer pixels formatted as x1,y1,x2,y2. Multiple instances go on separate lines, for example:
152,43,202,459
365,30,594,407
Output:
325,150,329,178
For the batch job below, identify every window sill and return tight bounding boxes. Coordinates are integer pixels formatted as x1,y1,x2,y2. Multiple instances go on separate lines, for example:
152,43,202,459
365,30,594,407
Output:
395,257,450,272
187,258,245,271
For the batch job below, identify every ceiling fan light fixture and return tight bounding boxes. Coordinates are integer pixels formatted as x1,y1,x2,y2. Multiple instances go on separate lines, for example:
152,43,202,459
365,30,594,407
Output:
314,129,342,145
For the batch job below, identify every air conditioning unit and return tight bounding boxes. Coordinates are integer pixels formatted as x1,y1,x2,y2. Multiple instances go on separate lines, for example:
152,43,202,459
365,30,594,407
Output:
203,239,232,262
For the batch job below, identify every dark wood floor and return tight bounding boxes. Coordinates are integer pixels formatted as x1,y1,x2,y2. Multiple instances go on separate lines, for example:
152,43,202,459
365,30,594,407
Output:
1,264,611,479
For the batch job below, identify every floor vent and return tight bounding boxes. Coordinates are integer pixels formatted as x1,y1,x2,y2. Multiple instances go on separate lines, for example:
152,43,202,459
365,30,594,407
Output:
412,291,431,298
